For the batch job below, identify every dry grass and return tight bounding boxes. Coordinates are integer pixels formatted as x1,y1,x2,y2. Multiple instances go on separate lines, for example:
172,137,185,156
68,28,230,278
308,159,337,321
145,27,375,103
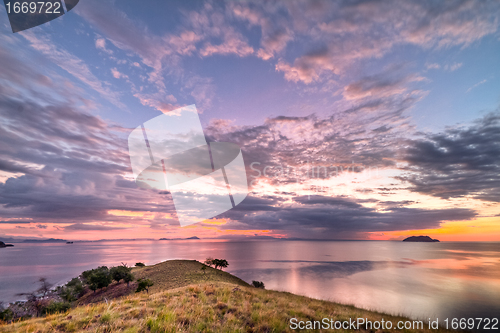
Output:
76,260,249,305
0,260,454,332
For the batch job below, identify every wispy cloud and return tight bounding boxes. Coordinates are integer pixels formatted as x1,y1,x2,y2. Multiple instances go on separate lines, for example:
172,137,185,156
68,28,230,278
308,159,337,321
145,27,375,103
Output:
466,79,487,93
20,31,126,109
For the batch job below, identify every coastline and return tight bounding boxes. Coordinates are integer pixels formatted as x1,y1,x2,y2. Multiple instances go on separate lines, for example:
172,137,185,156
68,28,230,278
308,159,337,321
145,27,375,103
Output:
0,260,455,332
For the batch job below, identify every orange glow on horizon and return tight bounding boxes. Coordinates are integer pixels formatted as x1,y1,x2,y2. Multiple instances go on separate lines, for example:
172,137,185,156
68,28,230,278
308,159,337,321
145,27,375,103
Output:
375,217,500,241
2,215,498,242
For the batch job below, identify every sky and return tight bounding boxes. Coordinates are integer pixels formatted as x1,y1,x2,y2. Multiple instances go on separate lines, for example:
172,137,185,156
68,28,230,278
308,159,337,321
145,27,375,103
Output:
0,0,499,241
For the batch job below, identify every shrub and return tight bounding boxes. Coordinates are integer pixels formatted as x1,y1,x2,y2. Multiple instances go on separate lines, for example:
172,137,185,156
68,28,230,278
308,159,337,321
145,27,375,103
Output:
83,266,112,292
41,302,70,315
66,277,84,294
135,262,145,267
252,281,265,289
110,265,134,285
58,278,85,301
136,279,154,293
0,308,13,322
123,271,134,286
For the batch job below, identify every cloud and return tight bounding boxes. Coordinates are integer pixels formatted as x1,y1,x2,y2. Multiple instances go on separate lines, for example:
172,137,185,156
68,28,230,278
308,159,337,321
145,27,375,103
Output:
168,31,202,55
444,62,463,71
110,68,129,80
276,48,339,84
272,0,500,83
75,0,178,105
426,63,441,70
64,223,126,231
343,73,424,101
0,45,177,227
20,31,126,109
399,112,500,202
75,0,240,113
199,29,254,57
76,0,171,71
466,79,487,93
231,3,293,60
217,194,476,239
1,0,497,240
95,37,113,54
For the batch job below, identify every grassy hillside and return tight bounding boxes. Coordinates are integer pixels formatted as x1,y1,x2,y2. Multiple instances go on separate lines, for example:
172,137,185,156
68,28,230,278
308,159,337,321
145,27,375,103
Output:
75,260,249,305
0,260,452,333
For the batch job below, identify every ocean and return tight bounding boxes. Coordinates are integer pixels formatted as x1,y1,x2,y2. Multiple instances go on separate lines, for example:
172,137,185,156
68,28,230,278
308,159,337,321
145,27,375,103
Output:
1,240,499,321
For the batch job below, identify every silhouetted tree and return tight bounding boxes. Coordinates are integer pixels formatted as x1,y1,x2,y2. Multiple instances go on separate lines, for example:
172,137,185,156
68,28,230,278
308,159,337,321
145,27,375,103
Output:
213,259,229,270
252,281,265,289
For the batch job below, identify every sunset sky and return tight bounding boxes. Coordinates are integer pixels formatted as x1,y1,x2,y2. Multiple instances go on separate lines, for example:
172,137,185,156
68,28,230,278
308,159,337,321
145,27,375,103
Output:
0,0,499,241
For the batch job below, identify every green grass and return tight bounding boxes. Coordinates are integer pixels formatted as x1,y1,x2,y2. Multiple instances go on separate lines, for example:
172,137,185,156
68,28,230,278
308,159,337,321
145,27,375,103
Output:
0,260,454,332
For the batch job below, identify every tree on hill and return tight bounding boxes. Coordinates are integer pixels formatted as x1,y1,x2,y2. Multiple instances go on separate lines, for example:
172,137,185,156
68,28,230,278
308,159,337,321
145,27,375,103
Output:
252,281,265,289
204,257,214,267
85,266,112,293
110,264,134,286
213,259,229,270
123,271,134,287
136,279,154,294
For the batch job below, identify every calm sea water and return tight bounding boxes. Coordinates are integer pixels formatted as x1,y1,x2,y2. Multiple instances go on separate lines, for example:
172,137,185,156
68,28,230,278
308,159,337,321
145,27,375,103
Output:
1,240,499,321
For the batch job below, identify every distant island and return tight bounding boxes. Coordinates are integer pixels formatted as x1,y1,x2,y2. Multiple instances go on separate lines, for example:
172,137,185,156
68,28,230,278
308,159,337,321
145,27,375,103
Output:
22,238,67,243
0,241,14,248
159,236,200,240
403,236,440,242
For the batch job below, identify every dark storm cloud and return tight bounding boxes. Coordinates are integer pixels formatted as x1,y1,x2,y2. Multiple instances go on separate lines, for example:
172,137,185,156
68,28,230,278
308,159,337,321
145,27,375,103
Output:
231,195,283,212
0,47,177,225
64,224,126,231
0,97,128,175
0,159,34,175
0,220,33,224
293,195,362,208
400,112,500,202
0,169,177,222
217,194,476,238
